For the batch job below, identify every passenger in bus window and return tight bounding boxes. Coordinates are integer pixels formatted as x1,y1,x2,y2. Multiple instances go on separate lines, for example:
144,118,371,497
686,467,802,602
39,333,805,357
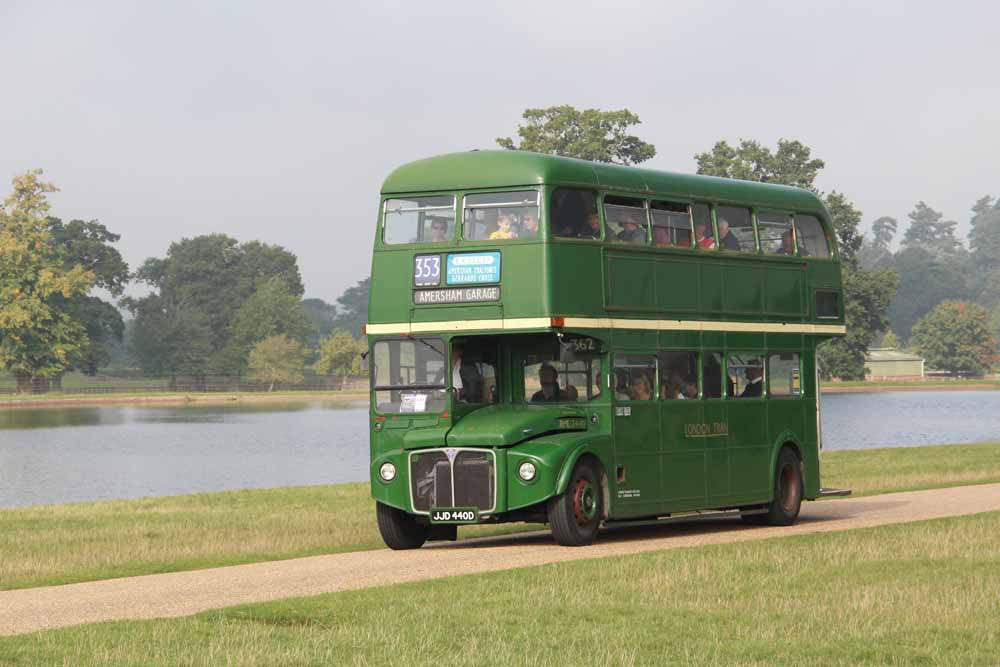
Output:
531,364,564,402
775,229,796,255
616,211,646,244
489,214,518,240
741,365,764,397
430,220,448,243
652,226,671,247
582,211,601,238
630,372,653,400
696,222,716,249
521,212,539,238
717,218,741,251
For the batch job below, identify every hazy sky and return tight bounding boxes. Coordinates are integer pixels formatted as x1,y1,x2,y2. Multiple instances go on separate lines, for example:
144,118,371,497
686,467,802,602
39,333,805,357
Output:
3,1,997,302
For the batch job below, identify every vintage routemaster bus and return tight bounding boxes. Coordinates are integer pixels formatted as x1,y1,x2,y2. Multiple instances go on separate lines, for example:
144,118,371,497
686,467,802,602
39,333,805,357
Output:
365,150,846,549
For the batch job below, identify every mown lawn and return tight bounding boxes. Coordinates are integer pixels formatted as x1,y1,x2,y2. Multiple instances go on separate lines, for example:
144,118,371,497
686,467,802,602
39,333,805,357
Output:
1,442,998,592
3,511,998,665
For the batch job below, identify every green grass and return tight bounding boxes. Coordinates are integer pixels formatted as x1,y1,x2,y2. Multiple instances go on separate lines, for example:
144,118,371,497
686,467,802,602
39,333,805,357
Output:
1,442,998,593
3,511,999,665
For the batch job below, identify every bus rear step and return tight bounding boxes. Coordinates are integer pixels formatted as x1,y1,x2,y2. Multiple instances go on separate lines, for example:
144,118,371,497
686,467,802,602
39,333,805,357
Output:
818,487,852,497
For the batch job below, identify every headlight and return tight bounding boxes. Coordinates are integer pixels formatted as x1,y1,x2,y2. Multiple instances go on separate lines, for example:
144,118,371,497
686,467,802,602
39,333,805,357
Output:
517,461,537,482
379,462,397,482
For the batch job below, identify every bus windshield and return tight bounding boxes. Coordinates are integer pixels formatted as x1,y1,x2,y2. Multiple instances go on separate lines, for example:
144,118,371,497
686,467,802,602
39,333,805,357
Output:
523,337,603,403
372,337,447,413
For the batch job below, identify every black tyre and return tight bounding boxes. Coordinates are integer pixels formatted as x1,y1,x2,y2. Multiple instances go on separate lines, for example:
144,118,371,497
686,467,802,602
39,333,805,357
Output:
761,447,803,526
376,502,428,550
547,459,603,546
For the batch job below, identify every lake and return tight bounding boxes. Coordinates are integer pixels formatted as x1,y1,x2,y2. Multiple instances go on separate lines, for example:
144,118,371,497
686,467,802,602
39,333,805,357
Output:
1,391,999,508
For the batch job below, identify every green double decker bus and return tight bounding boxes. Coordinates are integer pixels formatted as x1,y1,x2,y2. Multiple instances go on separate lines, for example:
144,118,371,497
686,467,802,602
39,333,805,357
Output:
365,150,846,549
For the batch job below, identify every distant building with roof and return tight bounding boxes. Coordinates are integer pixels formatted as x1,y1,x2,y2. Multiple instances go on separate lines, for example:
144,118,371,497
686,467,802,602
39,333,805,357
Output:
865,348,925,380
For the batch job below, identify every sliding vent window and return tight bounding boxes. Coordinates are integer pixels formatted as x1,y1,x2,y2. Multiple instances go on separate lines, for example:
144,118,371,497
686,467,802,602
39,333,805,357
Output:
383,196,455,245
716,206,755,252
651,201,693,248
604,196,648,245
768,353,801,397
759,212,795,255
464,191,539,241
794,215,831,258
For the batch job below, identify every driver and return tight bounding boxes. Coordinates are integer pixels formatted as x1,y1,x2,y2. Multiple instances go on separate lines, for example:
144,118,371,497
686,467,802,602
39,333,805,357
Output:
531,364,564,402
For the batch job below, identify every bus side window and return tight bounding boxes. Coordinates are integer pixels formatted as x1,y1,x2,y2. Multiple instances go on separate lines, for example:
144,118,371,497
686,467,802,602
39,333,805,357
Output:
613,355,656,400
693,203,716,249
716,206,755,252
660,351,698,399
702,352,724,398
794,214,831,258
728,353,765,398
552,188,600,239
758,212,795,255
768,353,801,396
650,201,693,248
605,196,648,245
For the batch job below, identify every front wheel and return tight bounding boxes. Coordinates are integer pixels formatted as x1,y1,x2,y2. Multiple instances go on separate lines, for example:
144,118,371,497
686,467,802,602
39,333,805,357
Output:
376,502,428,550
759,448,803,526
547,459,603,546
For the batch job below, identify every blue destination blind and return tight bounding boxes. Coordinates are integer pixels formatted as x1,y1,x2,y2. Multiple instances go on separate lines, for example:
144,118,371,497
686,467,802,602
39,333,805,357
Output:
446,252,501,285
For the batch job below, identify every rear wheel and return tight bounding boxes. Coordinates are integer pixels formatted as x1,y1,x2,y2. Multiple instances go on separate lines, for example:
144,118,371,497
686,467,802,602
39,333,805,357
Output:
754,447,803,526
547,459,603,546
376,502,428,550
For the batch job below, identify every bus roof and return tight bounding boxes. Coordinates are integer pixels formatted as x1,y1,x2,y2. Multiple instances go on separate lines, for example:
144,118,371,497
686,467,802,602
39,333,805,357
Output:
381,150,826,213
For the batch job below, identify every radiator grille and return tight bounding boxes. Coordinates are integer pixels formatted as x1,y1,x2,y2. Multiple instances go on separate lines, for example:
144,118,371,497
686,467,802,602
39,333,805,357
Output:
409,448,495,513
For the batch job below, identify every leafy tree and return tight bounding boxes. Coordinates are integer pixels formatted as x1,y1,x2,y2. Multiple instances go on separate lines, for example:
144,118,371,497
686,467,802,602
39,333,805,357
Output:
694,139,825,191
229,277,312,368
910,301,996,375
860,216,898,268
300,298,338,347
314,329,365,389
497,106,655,165
901,201,961,256
888,245,968,340
823,192,864,267
47,217,129,374
247,335,306,391
0,170,95,391
871,216,898,250
332,278,369,336
880,330,901,349
817,267,899,379
125,234,304,377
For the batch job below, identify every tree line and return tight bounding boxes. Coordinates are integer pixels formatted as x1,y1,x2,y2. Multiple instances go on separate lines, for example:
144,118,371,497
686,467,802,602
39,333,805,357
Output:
2,107,996,392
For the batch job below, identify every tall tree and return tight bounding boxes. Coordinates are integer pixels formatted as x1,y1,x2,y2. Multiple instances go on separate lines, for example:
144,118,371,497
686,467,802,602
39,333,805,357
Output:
871,216,898,251
969,195,1000,274
901,201,961,256
300,298,338,348
47,218,130,374
859,216,898,268
497,106,655,165
247,335,306,391
694,139,825,191
125,235,304,377
332,278,369,337
910,301,996,375
313,329,365,389
823,192,864,267
888,246,967,340
0,170,95,391
229,276,312,368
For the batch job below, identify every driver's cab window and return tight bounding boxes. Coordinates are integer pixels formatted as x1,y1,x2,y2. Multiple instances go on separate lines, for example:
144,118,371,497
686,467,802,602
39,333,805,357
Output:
451,338,498,404
522,336,603,403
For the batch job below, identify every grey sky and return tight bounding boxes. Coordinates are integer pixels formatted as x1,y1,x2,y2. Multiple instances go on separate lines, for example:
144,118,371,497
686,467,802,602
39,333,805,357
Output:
3,1,997,302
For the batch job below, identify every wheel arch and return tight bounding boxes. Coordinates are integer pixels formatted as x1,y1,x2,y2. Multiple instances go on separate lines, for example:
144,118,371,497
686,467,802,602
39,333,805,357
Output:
555,441,612,519
768,434,804,499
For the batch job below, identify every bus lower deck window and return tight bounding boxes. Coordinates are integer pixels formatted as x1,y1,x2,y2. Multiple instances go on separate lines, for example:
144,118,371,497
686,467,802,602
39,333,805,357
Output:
768,353,802,396
728,353,765,398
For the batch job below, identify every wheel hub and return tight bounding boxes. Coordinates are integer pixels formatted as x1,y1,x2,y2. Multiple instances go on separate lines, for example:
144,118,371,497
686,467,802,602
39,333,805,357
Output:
572,479,598,525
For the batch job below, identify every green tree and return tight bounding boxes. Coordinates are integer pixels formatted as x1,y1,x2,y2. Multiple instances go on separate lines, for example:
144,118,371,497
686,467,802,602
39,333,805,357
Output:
910,301,996,375
823,192,864,267
125,235,304,377
313,329,364,389
229,277,312,368
301,298,338,347
901,201,961,256
332,278,369,336
880,330,901,349
694,139,825,191
247,335,306,391
497,106,655,165
969,195,1000,273
47,218,129,375
860,216,898,268
888,246,967,340
0,170,95,392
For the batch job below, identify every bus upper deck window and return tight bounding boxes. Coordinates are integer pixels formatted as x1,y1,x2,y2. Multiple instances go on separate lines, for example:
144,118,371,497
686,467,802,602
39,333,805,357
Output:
552,188,600,239
463,191,539,241
650,201,693,248
693,203,716,249
383,196,455,245
794,214,831,258
716,206,755,252
759,212,795,255
605,196,648,245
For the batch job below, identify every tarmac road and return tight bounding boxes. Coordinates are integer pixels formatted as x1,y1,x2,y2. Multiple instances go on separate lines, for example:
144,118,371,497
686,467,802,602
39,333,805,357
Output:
2,483,999,637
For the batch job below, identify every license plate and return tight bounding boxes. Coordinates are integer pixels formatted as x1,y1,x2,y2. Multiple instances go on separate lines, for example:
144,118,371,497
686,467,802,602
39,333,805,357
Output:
429,507,478,524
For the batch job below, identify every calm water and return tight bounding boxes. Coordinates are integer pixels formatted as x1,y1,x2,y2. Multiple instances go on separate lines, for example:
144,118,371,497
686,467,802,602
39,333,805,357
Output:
1,391,999,508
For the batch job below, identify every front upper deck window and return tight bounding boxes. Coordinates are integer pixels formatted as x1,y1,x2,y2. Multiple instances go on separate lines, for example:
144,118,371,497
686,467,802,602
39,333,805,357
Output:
794,215,831,258
383,196,456,245
463,191,539,240
372,337,446,413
